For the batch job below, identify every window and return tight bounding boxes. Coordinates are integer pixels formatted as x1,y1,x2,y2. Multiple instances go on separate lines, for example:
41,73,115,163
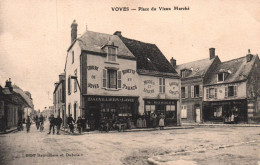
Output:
108,69,117,89
181,87,185,98
68,76,71,95
60,89,62,102
107,47,117,62
225,86,237,97
103,69,121,89
208,88,217,98
72,51,74,64
74,69,77,92
213,106,222,117
181,70,186,78
181,105,187,118
68,104,71,115
145,105,156,113
218,73,224,82
191,85,202,98
159,78,165,93
166,105,175,118
181,86,188,98
74,102,77,120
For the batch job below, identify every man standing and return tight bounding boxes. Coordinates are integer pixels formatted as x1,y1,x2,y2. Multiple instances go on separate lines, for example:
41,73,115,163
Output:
67,114,75,133
56,115,62,135
48,114,55,135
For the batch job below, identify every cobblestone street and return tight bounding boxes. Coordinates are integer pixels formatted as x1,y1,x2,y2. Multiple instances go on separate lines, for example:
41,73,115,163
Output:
0,124,259,165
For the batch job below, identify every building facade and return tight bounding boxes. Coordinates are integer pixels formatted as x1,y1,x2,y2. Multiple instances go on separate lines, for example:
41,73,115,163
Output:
64,20,181,129
175,48,221,123
203,50,260,123
53,73,66,125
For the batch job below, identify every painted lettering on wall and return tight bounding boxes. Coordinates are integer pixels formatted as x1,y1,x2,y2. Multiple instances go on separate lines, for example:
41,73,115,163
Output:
122,69,135,75
123,84,137,90
143,80,155,94
169,81,179,95
87,66,99,71
91,75,96,79
88,83,99,88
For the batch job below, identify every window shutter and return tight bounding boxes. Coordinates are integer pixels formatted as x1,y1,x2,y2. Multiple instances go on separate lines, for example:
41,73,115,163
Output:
234,86,237,96
163,78,165,93
117,70,122,89
185,86,188,98
102,69,107,88
225,87,228,97
206,88,209,98
215,88,217,98
191,86,194,98
199,85,203,97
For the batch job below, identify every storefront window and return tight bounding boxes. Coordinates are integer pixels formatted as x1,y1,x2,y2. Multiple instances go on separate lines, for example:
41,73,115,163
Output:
145,105,155,113
213,106,222,117
166,105,175,118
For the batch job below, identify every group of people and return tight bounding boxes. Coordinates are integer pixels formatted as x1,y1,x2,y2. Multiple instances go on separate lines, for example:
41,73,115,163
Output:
137,112,165,130
48,114,63,135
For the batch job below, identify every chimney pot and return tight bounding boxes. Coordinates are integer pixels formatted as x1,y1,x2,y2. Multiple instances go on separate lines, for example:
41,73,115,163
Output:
209,48,215,59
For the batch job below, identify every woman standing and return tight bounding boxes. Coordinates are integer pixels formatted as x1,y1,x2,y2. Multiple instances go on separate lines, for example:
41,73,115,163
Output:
159,113,165,130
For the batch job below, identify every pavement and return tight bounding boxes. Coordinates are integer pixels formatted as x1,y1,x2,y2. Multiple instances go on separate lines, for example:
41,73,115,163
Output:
0,123,259,165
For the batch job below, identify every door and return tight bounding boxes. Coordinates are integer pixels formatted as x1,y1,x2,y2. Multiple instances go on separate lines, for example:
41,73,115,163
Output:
181,105,187,119
195,108,201,123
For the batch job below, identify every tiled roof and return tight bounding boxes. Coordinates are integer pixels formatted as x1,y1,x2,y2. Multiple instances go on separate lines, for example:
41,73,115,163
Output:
205,55,258,85
70,31,135,58
119,36,178,74
13,85,34,108
175,57,217,78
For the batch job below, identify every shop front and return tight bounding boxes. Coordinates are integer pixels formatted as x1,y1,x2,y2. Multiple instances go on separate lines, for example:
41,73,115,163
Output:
144,99,177,126
84,95,139,130
203,99,247,123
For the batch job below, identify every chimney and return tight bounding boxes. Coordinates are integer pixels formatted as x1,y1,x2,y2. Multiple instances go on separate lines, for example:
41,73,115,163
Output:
5,78,13,92
170,57,176,67
113,31,122,37
59,74,65,82
209,48,215,59
246,49,253,62
71,20,78,43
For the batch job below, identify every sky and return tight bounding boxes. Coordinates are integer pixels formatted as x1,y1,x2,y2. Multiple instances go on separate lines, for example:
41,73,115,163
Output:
0,0,260,110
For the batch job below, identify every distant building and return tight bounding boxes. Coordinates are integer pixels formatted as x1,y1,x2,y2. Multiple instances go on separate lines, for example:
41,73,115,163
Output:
203,50,260,123
175,48,221,123
53,73,66,125
0,79,34,131
64,20,181,129
41,106,54,120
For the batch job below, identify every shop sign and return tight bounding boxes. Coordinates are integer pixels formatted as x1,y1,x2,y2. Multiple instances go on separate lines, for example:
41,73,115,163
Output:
88,83,99,88
87,96,135,102
169,81,179,95
145,100,175,105
0,101,4,118
122,69,135,75
122,84,137,90
143,80,155,94
87,65,99,71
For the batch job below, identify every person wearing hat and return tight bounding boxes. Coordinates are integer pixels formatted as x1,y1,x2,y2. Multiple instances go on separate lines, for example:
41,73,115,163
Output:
48,114,55,134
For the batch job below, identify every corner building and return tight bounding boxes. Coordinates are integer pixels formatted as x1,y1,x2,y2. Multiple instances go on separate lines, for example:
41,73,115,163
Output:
65,20,181,129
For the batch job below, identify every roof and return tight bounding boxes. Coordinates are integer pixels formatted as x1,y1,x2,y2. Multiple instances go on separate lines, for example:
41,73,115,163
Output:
175,57,217,78
69,31,135,58
12,85,34,108
205,55,258,85
119,36,178,74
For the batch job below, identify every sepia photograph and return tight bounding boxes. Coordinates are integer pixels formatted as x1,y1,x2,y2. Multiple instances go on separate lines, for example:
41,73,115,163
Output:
0,0,260,164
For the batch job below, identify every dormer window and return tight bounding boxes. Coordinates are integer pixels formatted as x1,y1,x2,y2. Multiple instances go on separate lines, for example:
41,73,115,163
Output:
181,69,191,78
108,47,117,62
218,73,224,82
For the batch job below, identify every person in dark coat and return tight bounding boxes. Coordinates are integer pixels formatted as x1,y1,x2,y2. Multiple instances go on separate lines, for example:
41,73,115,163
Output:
56,115,62,135
67,114,75,133
48,114,55,134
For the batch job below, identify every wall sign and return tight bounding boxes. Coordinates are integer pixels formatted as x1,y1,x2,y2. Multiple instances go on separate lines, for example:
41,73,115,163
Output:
143,80,155,94
122,69,135,75
87,66,99,71
87,96,135,102
123,84,137,90
145,100,176,105
169,81,179,95
88,83,99,88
